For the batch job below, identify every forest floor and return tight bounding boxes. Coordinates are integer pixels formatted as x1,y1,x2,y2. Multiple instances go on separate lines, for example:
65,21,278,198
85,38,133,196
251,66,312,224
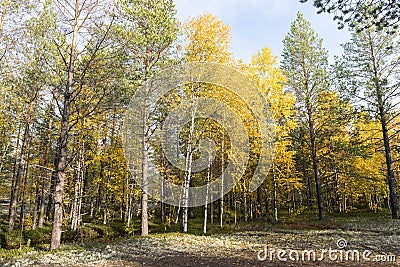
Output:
1,212,400,266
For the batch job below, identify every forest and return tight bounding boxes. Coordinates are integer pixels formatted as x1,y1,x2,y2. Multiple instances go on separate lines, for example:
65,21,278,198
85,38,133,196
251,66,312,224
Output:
0,0,400,266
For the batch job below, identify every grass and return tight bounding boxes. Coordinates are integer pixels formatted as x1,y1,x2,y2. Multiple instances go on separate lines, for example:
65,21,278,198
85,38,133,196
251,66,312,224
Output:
0,208,399,264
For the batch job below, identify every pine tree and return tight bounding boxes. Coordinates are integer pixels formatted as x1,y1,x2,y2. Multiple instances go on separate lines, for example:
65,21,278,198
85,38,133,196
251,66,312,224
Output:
115,0,179,236
281,12,330,220
335,22,400,218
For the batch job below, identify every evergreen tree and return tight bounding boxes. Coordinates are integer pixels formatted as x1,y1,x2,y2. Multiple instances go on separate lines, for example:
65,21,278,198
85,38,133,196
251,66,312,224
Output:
335,23,400,218
281,12,330,220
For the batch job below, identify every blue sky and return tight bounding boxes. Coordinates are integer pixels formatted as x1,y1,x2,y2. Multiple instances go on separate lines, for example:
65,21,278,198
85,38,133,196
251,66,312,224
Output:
174,0,352,63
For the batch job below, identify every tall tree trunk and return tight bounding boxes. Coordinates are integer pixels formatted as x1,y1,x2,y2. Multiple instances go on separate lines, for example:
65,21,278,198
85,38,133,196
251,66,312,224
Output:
10,126,22,193
101,123,109,225
210,200,213,224
272,164,278,223
368,28,399,219
182,95,198,233
32,173,40,230
203,142,212,234
264,188,269,220
379,108,398,218
140,52,154,237
121,171,126,222
304,161,313,208
19,158,30,232
256,187,261,218
160,154,166,223
127,185,133,228
307,106,325,220
124,173,129,223
234,193,237,225
71,143,84,230
103,173,110,225
161,175,165,223
244,192,247,222
141,114,149,236
50,1,79,248
50,92,71,249
250,200,253,220
8,90,37,232
38,98,54,228
220,137,224,228
104,112,116,225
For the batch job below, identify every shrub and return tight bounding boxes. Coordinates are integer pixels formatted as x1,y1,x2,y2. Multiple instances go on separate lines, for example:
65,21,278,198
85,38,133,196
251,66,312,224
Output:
23,227,51,246
80,226,100,239
4,231,24,249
